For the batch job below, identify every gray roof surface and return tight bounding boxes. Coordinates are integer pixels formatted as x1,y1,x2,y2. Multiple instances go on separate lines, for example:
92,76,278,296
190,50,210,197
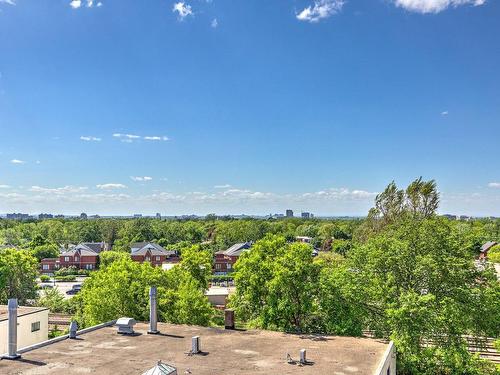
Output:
0,322,389,375
481,241,498,252
216,242,252,256
131,242,175,256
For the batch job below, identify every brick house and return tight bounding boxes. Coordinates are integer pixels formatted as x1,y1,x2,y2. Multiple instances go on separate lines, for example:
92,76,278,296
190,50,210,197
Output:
130,242,177,267
40,242,106,273
214,242,252,275
479,241,498,260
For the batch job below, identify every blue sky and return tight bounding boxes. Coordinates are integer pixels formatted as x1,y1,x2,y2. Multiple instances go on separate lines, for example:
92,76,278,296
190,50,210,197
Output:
0,0,499,216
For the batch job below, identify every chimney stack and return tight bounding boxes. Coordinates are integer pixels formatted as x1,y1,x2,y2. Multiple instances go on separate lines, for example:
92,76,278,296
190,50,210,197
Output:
224,309,235,330
148,286,159,334
3,298,20,360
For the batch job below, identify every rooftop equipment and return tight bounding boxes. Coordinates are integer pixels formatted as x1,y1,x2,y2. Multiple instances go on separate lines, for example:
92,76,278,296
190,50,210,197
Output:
141,360,177,375
148,286,159,334
116,317,137,335
191,336,201,354
299,349,307,364
69,321,78,339
224,309,235,330
2,298,21,360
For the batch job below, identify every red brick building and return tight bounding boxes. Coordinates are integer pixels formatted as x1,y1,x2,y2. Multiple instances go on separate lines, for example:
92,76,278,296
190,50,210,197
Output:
214,242,252,275
130,242,177,267
41,242,105,273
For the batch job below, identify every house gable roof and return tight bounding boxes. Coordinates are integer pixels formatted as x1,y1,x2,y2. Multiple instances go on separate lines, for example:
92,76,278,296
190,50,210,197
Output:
130,242,175,256
481,241,498,253
61,242,103,257
216,242,252,257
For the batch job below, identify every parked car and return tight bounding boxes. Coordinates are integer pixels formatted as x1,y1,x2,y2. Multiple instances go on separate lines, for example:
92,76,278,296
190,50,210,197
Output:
66,284,82,295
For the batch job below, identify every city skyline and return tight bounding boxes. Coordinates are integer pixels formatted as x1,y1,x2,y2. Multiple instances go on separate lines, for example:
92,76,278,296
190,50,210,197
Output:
0,0,499,216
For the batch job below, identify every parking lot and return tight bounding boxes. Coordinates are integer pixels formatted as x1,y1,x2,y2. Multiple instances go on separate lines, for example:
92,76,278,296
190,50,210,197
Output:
38,276,87,299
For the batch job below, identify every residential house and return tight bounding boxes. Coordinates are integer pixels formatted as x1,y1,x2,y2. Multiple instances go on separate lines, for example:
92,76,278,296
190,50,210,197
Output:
479,241,498,260
214,242,251,275
40,242,106,273
130,242,177,267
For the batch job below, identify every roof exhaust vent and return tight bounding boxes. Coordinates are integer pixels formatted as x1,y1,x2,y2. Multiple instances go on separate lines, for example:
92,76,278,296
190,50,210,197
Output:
191,336,201,354
116,317,137,335
69,321,78,339
2,298,20,360
299,349,307,365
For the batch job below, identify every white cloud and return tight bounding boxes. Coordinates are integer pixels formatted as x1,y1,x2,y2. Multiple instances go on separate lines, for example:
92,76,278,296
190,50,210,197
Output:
69,0,81,9
211,18,218,28
113,133,141,143
296,0,344,22
10,159,25,164
441,111,449,116
97,2,103,7
80,136,102,142
143,136,169,141
392,0,486,14
0,0,16,5
131,176,153,182
488,182,500,188
214,184,232,189
29,185,88,194
0,184,10,189
96,183,127,190
173,2,193,20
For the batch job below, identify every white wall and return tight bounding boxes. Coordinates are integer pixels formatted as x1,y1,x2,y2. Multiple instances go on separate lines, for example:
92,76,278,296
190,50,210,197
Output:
0,309,49,355
374,341,396,375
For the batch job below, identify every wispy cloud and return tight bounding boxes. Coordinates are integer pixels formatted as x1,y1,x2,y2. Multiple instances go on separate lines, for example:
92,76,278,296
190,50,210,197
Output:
488,182,500,188
96,183,127,190
214,184,232,189
131,176,153,182
393,0,486,14
0,184,10,189
0,0,16,5
211,18,218,28
113,133,169,143
441,111,449,116
296,0,344,22
173,2,193,20
29,185,88,194
143,136,169,141
10,159,26,164
80,136,102,142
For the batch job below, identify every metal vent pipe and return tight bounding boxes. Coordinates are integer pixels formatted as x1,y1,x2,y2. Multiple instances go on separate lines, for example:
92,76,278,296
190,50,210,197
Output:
148,286,159,334
4,298,21,360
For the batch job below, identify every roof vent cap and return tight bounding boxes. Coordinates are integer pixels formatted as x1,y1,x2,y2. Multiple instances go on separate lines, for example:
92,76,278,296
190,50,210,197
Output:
116,317,137,335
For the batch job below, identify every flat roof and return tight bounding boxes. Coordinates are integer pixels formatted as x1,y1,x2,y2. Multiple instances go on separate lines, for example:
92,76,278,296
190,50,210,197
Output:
0,306,48,322
0,322,389,374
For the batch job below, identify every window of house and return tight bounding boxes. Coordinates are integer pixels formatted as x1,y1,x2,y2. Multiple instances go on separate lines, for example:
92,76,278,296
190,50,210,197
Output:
31,321,40,332
86,264,93,270
42,264,49,270
227,263,232,270
156,256,160,261
75,257,79,262
145,256,151,262
64,257,69,262
215,263,221,270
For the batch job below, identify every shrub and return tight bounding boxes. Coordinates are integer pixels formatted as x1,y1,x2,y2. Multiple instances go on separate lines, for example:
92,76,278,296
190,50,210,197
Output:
40,275,51,282
54,275,76,282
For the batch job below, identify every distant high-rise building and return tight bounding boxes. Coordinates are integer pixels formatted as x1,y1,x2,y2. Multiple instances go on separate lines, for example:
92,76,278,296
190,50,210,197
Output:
6,213,31,220
301,212,312,219
38,213,54,220
156,213,161,219
286,209,293,218
134,214,143,218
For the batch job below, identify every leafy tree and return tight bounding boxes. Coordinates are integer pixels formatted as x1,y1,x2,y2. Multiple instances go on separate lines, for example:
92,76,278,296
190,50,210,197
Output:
0,249,39,304
38,288,67,313
179,245,213,290
488,244,500,263
30,244,60,262
99,251,130,268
